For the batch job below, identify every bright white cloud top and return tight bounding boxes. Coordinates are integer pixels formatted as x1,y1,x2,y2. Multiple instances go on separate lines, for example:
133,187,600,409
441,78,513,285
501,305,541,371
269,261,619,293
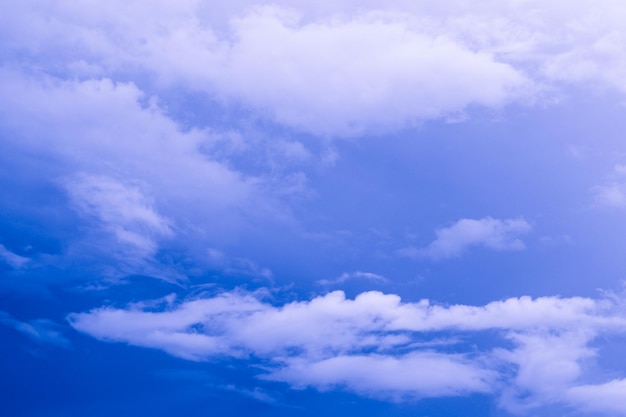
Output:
4,0,626,136
69,289,626,413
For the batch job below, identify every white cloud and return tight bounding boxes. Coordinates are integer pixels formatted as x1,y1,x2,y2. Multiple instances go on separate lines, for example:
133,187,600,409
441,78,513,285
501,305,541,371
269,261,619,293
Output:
497,329,597,412
267,352,493,400
400,217,532,260
592,182,626,208
5,1,626,138
0,6,565,134
203,7,530,136
317,270,388,286
66,174,172,257
0,70,297,279
69,292,263,360
69,289,626,411
567,379,626,414
0,70,255,215
591,164,626,209
0,2,532,137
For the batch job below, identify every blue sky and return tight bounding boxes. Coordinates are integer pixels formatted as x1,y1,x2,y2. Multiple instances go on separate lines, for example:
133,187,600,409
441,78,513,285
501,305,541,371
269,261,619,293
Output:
3,1,626,416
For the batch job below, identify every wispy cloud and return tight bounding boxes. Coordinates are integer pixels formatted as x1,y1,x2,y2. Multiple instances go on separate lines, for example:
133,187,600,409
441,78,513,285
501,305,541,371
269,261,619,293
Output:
206,248,273,280
66,174,173,257
4,1,626,415
0,244,30,269
1,312,70,348
399,217,532,260
317,271,388,286
592,164,626,209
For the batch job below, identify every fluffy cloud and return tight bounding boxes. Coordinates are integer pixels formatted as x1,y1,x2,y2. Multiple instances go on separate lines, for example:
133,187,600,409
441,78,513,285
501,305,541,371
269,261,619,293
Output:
0,70,254,214
267,353,493,400
400,217,532,260
567,379,626,414
204,8,529,136
1,2,532,136
0,70,295,280
6,1,626,137
69,289,626,411
497,329,598,412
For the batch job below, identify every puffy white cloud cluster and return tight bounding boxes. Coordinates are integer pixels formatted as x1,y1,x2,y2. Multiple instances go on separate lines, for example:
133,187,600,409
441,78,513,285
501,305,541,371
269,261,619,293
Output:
70,289,626,412
206,8,529,136
3,0,626,137
3,3,626,412
0,71,255,213
2,0,626,279
0,70,272,279
400,217,532,260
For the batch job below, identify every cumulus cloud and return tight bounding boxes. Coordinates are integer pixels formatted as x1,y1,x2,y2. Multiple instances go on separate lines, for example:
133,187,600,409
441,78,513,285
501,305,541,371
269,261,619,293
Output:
497,329,598,412
567,379,626,414
0,71,255,214
0,2,532,137
0,69,295,280
4,1,626,138
267,353,493,400
5,1,626,138
400,217,532,260
69,289,626,410
205,7,530,136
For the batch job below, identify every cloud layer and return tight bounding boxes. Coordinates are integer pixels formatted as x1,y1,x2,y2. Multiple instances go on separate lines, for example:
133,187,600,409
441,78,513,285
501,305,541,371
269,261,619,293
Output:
4,1,626,137
4,2,626,416
400,217,532,260
70,289,626,412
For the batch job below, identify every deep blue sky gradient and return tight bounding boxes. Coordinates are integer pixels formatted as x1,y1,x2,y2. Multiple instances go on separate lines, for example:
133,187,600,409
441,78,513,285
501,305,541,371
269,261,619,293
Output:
3,2,626,416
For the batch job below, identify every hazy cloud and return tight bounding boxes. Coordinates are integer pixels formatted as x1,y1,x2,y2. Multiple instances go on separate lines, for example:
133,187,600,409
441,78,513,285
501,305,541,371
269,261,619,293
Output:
1,312,70,348
400,217,532,260
0,244,30,269
66,174,173,257
317,271,388,286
